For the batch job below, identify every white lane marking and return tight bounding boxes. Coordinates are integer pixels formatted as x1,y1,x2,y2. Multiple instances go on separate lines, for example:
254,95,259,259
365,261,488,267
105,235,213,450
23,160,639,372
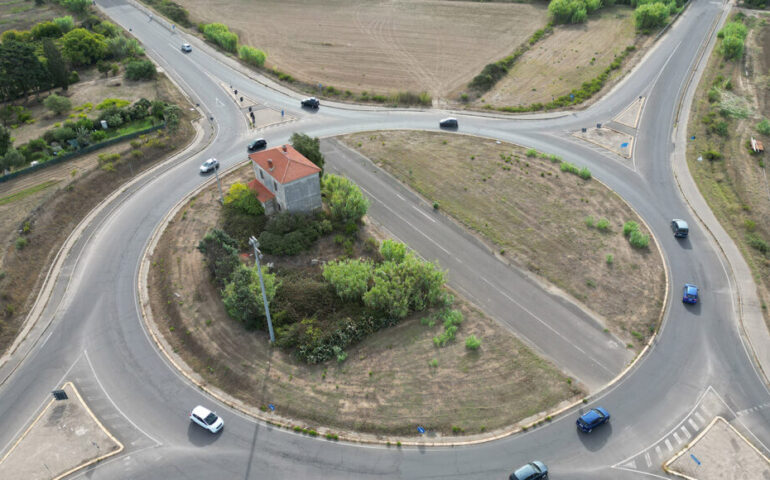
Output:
681,426,691,439
694,411,706,425
688,418,698,430
38,332,53,350
84,350,162,446
645,452,652,467
479,276,614,375
673,432,682,444
664,439,673,452
623,460,636,469
359,186,450,255
395,193,405,201
412,205,436,223
655,445,663,459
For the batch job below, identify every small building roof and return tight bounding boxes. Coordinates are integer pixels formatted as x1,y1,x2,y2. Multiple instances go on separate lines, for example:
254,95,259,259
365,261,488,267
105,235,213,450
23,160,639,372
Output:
249,144,321,184
247,178,275,202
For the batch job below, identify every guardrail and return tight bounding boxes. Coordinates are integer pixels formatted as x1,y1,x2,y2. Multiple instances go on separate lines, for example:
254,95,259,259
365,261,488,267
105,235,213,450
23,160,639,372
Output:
0,123,166,184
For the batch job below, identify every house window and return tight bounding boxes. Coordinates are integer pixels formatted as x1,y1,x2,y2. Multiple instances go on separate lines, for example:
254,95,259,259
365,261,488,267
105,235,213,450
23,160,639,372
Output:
259,169,264,180
273,180,277,191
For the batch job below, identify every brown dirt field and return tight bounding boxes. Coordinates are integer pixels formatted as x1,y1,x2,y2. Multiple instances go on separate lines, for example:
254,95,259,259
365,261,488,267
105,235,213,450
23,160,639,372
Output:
340,130,666,348
477,6,638,107
0,0,64,32
8,69,161,146
148,165,583,437
686,11,770,328
174,0,548,99
0,73,197,356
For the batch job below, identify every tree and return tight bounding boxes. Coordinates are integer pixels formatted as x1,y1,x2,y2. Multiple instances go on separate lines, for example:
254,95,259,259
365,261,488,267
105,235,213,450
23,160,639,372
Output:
197,229,241,287
224,182,264,216
222,264,279,330
0,41,49,101
320,174,369,224
62,0,90,14
634,2,669,31
43,39,69,92
380,238,406,263
0,125,10,157
290,132,325,174
720,35,745,60
60,28,107,66
44,94,72,115
162,104,182,133
0,148,25,172
53,16,75,34
322,258,372,302
31,21,63,40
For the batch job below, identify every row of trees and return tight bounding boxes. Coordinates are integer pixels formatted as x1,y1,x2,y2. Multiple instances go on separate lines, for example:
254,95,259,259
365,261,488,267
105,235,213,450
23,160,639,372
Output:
198,22,268,68
547,0,685,29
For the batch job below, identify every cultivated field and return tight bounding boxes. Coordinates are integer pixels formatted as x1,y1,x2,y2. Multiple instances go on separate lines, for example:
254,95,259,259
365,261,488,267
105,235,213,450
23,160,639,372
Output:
477,6,640,107
174,0,548,99
149,165,583,437
340,130,666,348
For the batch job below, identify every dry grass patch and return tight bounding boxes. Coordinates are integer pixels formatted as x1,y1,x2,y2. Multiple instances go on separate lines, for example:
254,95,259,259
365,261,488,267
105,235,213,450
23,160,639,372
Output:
340,130,665,348
686,12,770,327
0,0,62,32
175,0,547,99
148,165,583,437
477,6,637,108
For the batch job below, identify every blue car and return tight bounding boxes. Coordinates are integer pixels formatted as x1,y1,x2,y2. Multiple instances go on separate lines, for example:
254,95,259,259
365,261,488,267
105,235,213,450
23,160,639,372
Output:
576,407,610,433
683,284,699,304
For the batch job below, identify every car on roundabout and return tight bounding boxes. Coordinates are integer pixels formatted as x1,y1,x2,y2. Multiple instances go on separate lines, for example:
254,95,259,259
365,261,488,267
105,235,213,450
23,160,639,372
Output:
683,283,699,304
199,158,219,174
247,138,267,151
509,460,548,480
190,405,224,433
576,406,610,433
301,97,320,109
181,43,192,53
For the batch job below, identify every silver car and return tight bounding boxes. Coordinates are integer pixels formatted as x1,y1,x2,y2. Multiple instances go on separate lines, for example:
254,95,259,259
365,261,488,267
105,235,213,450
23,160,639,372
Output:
200,158,219,173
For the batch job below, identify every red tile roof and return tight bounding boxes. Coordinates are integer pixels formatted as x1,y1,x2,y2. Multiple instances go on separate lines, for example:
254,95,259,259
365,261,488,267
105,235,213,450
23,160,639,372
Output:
248,145,321,185
247,178,275,202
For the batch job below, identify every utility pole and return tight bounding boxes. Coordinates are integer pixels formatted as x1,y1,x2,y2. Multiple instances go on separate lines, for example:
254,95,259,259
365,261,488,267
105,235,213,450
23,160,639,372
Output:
213,164,224,204
249,236,275,343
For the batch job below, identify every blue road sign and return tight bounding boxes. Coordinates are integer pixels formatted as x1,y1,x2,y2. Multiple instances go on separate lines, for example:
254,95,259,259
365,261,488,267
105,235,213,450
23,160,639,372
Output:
621,142,629,148
417,426,425,434
691,135,696,140
690,454,701,466
570,94,574,100
268,404,275,411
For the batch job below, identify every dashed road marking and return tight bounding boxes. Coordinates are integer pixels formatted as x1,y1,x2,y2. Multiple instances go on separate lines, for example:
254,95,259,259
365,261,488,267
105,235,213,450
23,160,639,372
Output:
645,452,652,467
665,439,673,452
681,426,691,439
412,205,436,223
694,412,706,425
688,418,699,430
655,445,663,459
673,432,682,444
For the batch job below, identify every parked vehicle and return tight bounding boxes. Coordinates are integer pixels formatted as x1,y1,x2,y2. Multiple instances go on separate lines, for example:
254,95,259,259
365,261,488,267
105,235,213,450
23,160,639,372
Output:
247,138,267,151
682,284,699,304
189,405,224,433
181,43,192,53
301,97,320,108
671,219,689,238
576,407,610,433
509,461,548,480
439,117,458,128
200,158,219,173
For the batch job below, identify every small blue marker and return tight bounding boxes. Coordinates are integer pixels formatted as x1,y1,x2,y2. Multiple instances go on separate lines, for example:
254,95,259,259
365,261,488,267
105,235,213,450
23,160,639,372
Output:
269,404,275,411
621,142,629,148
690,454,701,465
417,426,425,434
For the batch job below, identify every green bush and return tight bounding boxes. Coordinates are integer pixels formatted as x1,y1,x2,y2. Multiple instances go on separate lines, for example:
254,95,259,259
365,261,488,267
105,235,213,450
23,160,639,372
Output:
708,88,721,103
258,213,331,256
634,2,670,32
322,258,373,302
584,216,595,228
321,174,369,225
747,233,769,254
578,166,592,179
197,229,241,286
146,0,192,27
125,59,156,80
756,118,770,135
15,237,28,250
623,221,639,236
31,21,63,40
718,21,748,40
465,334,482,350
62,0,90,13
526,148,538,157
202,23,238,53
60,28,107,66
380,238,406,263
53,127,76,143
596,218,610,231
53,16,75,34
290,133,325,173
238,45,266,67
720,34,745,60
629,229,650,249
606,254,614,264
44,94,72,115
224,182,265,216
222,264,279,330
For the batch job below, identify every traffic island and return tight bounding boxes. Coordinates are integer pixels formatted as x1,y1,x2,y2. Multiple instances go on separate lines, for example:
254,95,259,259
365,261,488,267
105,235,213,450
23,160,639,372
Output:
0,382,122,480
664,416,770,479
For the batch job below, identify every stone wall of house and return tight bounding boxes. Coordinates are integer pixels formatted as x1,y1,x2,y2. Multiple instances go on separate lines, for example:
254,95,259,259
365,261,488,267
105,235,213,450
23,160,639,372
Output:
284,173,321,212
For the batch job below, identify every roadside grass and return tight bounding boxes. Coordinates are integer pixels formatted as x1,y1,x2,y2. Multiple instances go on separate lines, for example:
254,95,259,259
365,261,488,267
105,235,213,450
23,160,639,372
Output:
0,180,60,206
339,131,665,347
148,165,584,436
686,12,770,327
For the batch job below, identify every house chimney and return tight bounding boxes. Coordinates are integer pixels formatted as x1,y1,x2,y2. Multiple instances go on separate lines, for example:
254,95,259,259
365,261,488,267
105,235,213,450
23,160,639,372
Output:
267,159,274,170
282,144,287,152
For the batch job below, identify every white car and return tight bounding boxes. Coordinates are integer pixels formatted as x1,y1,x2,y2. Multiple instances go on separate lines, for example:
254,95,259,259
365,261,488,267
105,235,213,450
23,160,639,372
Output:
190,405,224,433
181,43,192,53
200,158,219,173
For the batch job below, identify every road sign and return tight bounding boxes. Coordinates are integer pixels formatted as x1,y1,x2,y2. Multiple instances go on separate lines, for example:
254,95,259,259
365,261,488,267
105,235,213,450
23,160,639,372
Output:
690,454,701,466
268,404,275,411
417,426,425,434
621,142,629,148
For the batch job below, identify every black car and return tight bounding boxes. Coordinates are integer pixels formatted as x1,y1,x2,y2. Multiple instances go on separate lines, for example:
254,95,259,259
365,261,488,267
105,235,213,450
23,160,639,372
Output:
247,138,267,151
301,97,320,109
671,219,689,238
439,117,458,128
510,461,548,480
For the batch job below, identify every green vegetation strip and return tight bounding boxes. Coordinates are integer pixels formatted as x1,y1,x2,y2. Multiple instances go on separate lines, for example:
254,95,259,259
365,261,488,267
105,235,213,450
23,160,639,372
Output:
0,180,59,206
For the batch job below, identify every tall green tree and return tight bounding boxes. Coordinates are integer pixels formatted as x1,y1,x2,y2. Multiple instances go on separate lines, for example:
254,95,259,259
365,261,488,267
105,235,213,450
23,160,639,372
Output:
43,39,69,91
0,41,48,101
290,132,325,174
60,28,107,66
0,125,11,157
320,174,369,224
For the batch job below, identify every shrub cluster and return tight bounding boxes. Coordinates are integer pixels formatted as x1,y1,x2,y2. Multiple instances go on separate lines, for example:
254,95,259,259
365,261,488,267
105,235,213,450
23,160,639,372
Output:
222,264,279,330
321,174,369,225
258,212,332,256
142,0,192,27
560,161,592,179
717,20,748,60
125,59,157,80
623,221,650,249
202,23,238,53
197,229,241,287
238,45,266,67
433,309,463,347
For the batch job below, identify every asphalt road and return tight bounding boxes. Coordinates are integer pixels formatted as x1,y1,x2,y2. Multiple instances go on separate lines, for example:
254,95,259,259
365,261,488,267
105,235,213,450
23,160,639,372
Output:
0,0,769,478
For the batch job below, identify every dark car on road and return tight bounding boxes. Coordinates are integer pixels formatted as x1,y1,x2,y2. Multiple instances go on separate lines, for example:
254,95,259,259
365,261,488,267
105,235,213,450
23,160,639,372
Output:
577,407,610,433
247,138,267,151
510,461,548,480
683,283,699,304
671,219,689,238
301,97,320,109
439,117,458,128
